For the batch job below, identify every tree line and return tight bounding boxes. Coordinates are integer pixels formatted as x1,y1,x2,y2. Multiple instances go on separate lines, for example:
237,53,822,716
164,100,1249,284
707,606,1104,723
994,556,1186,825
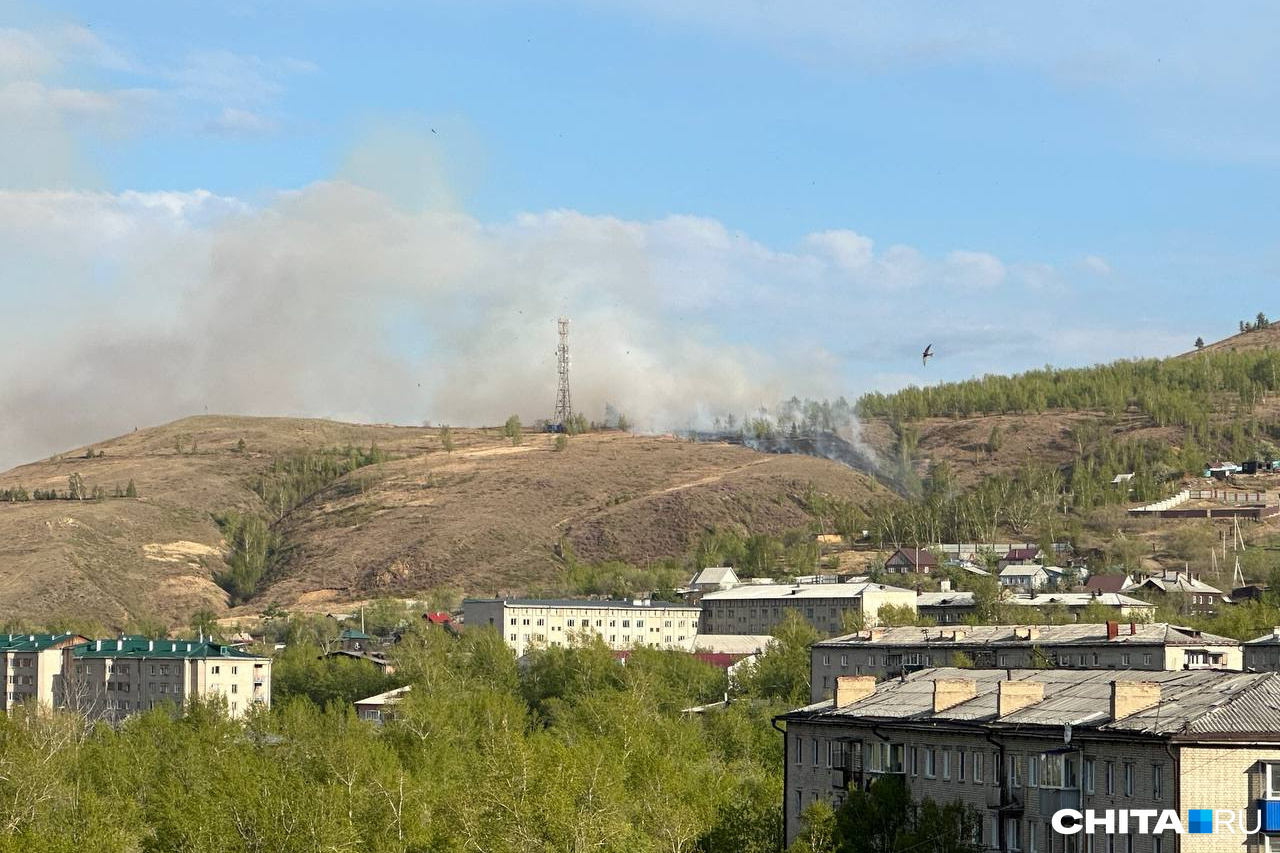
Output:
1,476,137,503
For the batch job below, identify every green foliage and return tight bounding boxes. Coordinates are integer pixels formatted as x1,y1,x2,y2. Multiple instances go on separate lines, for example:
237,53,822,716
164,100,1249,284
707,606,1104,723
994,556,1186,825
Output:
212,510,279,605
817,776,984,853
124,479,137,498
253,445,390,521
504,414,524,445
734,611,817,706
875,603,932,627
273,642,400,708
554,433,568,452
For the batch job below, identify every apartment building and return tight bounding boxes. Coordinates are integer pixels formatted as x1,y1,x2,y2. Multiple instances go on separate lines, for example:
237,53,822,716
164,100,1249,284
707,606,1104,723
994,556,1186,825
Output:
70,636,271,721
698,581,916,636
809,623,1241,701
0,632,88,712
462,598,701,657
780,667,1280,851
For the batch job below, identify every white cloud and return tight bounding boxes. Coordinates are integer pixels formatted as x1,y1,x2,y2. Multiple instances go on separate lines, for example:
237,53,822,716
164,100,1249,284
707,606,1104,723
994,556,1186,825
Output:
202,106,280,136
943,250,1005,289
1081,254,1113,275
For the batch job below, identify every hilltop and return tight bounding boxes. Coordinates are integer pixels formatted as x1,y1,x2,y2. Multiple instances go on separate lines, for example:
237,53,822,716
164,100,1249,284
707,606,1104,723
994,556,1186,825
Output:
0,416,890,628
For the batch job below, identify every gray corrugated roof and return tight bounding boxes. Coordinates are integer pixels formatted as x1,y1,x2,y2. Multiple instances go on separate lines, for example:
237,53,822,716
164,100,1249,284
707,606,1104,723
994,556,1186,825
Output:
813,623,1237,650
786,668,1280,737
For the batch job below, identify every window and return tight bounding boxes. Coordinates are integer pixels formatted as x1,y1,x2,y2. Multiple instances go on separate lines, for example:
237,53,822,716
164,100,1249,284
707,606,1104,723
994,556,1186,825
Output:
1153,838,1162,853
1153,764,1163,800
942,750,951,780
1028,820,1038,853
974,752,984,783
537,618,545,626
794,737,802,764
1144,653,1152,666
924,748,936,778
1007,754,1022,789
811,738,819,767
1083,758,1095,794
1006,818,1022,852
958,749,966,782
794,790,802,814
826,741,833,768
840,654,848,667
823,654,830,666
1104,761,1114,795
910,746,918,776
509,618,517,625
1123,763,1134,797
567,619,575,627
1120,654,1130,666
1029,755,1039,788
1266,763,1280,798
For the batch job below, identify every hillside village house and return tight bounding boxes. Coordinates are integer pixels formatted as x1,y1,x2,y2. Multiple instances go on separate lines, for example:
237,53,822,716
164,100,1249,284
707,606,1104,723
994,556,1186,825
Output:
0,632,88,712
883,548,939,574
688,566,740,593
808,622,1241,701
354,684,412,723
998,564,1051,592
1123,569,1227,616
997,547,1044,570
463,598,701,657
70,636,271,721
698,581,916,636
916,589,977,623
780,668,1280,850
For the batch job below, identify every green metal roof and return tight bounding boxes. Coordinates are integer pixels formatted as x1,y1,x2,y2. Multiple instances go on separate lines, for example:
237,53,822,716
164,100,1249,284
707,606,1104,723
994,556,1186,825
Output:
340,628,373,640
73,636,268,660
0,632,87,652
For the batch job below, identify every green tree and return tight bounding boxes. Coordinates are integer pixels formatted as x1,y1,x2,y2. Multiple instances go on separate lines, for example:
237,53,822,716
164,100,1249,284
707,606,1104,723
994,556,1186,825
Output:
735,611,817,705
554,433,568,452
504,415,523,446
124,479,138,498
67,473,86,501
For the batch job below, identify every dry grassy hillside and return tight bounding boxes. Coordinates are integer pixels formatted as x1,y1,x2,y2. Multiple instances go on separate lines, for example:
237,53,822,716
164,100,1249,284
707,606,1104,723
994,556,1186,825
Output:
0,416,890,628
1184,323,1280,356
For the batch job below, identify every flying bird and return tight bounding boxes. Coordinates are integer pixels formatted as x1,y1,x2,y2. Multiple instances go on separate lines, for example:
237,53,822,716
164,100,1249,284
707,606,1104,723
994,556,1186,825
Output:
922,344,934,366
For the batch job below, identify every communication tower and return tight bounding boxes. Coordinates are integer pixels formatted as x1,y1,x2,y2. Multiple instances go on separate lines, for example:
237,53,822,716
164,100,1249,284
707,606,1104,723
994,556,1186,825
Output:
554,317,572,428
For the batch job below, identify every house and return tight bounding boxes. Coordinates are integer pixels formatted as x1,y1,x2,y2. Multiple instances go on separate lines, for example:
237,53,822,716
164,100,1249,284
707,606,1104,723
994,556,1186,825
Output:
423,611,460,636
689,566,741,592
1123,569,1227,616
808,622,1241,701
779,667,1280,847
883,548,939,574
997,547,1043,570
698,582,917,636
322,648,396,676
997,564,1050,592
1084,573,1131,595
462,598,701,657
338,628,375,652
354,684,412,723
1232,583,1269,603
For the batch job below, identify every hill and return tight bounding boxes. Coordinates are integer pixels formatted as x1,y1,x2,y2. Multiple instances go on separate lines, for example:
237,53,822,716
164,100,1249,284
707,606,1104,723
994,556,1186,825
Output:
1184,322,1280,356
0,416,891,628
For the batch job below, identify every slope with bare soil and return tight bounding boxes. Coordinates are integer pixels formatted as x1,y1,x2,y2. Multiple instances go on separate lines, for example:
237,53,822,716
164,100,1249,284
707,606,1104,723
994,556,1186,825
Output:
0,417,891,626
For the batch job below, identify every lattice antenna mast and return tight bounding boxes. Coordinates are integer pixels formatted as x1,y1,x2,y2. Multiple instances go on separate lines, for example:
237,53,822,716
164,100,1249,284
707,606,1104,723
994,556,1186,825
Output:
554,317,573,427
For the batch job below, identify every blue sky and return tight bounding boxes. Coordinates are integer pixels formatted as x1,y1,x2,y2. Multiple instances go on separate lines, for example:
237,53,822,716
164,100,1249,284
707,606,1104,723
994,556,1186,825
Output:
1,1,1278,465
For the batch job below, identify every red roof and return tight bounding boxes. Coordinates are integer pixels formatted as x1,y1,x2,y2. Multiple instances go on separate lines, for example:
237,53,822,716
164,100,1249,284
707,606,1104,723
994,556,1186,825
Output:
693,652,751,669
1085,575,1128,594
1004,547,1041,561
424,612,453,624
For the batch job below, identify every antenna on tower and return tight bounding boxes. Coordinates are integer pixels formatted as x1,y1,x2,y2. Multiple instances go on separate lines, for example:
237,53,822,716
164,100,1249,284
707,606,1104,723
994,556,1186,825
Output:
554,317,572,429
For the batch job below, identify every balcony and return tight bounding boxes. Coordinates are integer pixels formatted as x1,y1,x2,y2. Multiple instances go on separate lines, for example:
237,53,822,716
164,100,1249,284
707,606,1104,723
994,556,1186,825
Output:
1039,788,1081,813
986,786,1023,813
1257,800,1280,832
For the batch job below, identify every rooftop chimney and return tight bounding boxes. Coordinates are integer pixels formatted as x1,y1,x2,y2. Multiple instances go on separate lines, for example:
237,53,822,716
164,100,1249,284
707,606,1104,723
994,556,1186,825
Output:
1111,682,1161,720
933,678,977,712
1013,626,1040,641
997,680,1045,716
834,675,876,708
1106,620,1119,640
1129,622,1137,636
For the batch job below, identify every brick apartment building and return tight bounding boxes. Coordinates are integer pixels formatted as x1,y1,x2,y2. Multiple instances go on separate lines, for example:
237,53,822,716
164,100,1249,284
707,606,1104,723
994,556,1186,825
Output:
779,668,1280,852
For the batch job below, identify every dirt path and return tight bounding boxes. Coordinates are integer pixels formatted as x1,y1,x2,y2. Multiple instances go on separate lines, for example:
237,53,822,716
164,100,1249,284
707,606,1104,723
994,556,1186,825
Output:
552,456,776,529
